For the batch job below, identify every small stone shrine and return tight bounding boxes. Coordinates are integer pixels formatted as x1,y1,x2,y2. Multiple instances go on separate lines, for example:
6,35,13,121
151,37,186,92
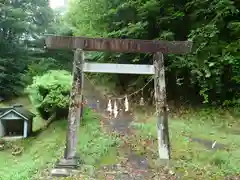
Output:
0,104,35,139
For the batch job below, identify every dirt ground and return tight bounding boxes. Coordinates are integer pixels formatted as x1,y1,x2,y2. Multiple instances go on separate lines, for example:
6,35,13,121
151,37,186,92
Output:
82,79,178,180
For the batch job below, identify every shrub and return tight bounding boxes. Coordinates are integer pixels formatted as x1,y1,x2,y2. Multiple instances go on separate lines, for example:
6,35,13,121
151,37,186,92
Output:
26,70,72,119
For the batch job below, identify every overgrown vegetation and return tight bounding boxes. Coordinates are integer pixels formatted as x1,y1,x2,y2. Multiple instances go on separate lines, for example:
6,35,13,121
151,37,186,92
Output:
26,70,72,120
0,1,72,99
0,0,239,179
1,0,239,104
0,98,119,180
67,0,240,105
0,0,53,98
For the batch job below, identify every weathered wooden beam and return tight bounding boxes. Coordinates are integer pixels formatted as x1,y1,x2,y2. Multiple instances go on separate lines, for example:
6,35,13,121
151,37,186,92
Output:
154,52,171,163
45,35,193,54
83,63,154,74
64,49,84,160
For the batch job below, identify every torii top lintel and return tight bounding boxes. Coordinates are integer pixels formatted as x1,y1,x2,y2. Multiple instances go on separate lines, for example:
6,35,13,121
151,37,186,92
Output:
45,35,192,54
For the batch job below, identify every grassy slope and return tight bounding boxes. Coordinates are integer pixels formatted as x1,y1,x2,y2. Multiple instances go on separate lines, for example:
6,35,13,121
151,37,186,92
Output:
1,97,239,179
131,108,240,179
0,120,66,179
0,98,119,180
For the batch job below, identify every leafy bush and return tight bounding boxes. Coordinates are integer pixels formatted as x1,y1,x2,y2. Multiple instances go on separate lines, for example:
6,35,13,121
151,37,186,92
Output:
26,70,72,119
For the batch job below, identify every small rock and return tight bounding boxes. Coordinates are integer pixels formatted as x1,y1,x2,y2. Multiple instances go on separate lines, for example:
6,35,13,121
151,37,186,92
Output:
51,168,70,177
106,171,117,174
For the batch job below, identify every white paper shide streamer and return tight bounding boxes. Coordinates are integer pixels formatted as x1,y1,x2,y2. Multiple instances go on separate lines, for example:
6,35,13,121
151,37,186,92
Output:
113,100,118,118
124,95,129,112
140,97,144,106
107,99,112,115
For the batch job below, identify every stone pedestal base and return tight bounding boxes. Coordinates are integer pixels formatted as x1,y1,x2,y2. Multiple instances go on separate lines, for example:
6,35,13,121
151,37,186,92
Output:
51,158,80,177
51,168,70,177
55,158,78,169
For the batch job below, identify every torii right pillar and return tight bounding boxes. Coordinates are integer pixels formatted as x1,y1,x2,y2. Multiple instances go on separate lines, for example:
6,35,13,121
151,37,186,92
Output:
154,52,171,165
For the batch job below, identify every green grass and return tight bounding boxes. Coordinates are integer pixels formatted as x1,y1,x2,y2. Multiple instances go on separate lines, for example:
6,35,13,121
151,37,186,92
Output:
0,98,120,180
76,108,120,166
131,108,240,179
1,96,239,179
0,120,66,180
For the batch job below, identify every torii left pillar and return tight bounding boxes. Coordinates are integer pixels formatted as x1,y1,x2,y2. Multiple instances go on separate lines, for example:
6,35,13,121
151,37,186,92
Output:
51,49,84,177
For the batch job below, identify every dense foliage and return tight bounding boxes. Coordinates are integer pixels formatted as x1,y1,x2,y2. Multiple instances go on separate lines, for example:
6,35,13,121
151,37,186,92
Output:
0,0,54,98
67,0,240,105
26,70,72,119
0,1,73,99
0,0,239,106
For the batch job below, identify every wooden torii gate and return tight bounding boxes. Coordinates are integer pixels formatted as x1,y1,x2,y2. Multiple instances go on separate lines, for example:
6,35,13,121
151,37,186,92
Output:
45,35,192,175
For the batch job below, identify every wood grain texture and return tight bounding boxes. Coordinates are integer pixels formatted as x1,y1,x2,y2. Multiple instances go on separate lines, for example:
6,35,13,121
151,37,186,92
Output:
154,52,171,161
64,49,84,159
45,35,193,54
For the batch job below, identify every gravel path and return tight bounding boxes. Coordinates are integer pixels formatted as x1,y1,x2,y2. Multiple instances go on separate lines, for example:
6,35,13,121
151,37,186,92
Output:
40,79,232,180
83,79,178,180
